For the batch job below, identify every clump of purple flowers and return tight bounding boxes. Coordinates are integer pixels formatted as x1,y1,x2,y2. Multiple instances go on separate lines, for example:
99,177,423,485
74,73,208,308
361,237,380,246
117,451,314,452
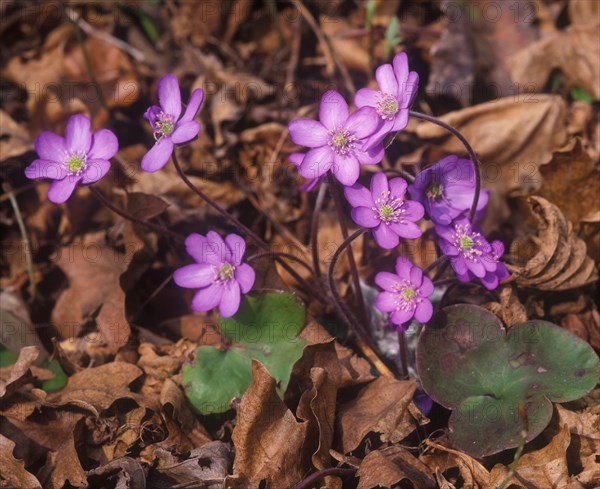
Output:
142,74,204,173
24,114,118,203
435,215,507,289
288,90,384,186
173,231,255,318
409,155,489,225
344,172,424,249
355,52,419,150
374,257,434,329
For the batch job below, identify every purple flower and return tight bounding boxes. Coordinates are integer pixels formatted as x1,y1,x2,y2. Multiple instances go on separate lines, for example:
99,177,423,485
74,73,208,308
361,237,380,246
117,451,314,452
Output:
288,90,383,186
435,216,499,281
24,114,118,204
355,52,419,150
344,172,424,249
374,257,434,328
142,74,204,173
173,231,255,318
289,152,322,191
408,155,489,225
455,240,510,290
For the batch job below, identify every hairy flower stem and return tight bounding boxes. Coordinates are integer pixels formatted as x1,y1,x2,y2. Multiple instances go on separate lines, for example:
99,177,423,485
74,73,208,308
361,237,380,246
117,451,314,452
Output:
310,181,327,279
171,151,322,301
398,330,409,379
327,172,369,326
328,228,370,342
409,110,482,221
90,186,184,242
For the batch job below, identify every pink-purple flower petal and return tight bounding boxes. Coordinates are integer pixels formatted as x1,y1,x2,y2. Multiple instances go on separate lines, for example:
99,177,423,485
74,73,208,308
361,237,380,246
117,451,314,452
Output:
374,271,400,290
375,64,398,94
180,88,204,123
65,114,92,154
351,207,379,228
300,145,334,180
288,119,328,148
374,291,398,312
171,121,201,144
141,137,174,173
34,131,66,161
373,224,400,249
345,107,380,139
81,159,111,184
344,184,373,208
89,129,118,160
414,300,433,323
332,153,360,186
191,284,224,312
235,263,255,294
319,90,349,129
370,171,389,198
354,88,380,108
158,74,182,120
225,233,246,265
24,159,67,181
392,52,409,86
219,282,241,318
47,176,81,204
173,264,215,288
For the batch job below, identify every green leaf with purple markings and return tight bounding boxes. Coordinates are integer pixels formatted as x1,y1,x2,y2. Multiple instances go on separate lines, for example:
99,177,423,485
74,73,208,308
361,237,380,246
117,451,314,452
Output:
416,304,599,457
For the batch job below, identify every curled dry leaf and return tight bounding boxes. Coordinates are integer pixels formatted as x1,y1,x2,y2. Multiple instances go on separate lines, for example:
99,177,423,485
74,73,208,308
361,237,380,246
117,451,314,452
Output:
561,307,600,351
357,446,436,489
0,345,39,399
335,376,417,454
488,418,571,488
508,25,600,100
86,457,146,489
484,284,528,328
0,433,42,489
420,438,490,488
0,109,32,161
509,196,598,290
36,426,87,489
232,360,309,488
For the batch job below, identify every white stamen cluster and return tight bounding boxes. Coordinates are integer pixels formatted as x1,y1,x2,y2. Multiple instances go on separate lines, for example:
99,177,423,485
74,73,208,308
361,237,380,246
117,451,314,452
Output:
153,111,175,140
453,223,483,262
327,126,357,155
375,92,399,120
214,263,235,286
391,279,422,312
373,190,406,225
64,150,87,176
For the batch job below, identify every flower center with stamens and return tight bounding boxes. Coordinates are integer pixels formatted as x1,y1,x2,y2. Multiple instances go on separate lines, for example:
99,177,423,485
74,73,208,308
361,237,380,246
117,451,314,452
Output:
375,92,399,120
392,279,422,311
373,190,405,224
64,151,87,175
453,223,483,261
153,112,175,139
426,182,444,201
327,126,356,156
217,263,235,281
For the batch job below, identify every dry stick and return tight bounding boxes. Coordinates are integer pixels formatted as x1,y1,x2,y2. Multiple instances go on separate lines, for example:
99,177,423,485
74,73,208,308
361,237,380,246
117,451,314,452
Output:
408,110,482,222
89,187,185,242
328,228,395,378
3,183,36,300
292,467,356,489
397,329,409,379
170,152,322,301
310,181,327,279
247,251,315,277
295,0,355,94
327,173,370,330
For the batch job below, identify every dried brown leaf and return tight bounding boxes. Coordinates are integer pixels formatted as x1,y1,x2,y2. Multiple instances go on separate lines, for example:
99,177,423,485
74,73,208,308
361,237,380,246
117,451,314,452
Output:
0,109,32,161
86,457,146,489
539,139,600,226
509,196,598,290
321,15,370,74
508,26,599,99
336,376,417,453
489,419,571,488
37,427,87,489
232,361,309,488
420,438,490,488
0,433,42,489
569,0,600,27
126,192,170,221
561,307,600,350
0,345,39,399
357,445,436,489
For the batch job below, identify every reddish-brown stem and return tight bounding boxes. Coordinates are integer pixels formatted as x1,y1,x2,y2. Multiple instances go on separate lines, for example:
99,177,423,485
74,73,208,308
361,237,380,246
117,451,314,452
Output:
292,467,356,489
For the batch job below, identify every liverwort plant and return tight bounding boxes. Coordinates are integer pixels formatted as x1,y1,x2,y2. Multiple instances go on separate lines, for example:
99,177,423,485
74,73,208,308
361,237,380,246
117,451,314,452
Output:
374,257,434,329
344,172,424,249
408,155,489,225
173,231,255,317
354,52,419,149
142,74,204,173
288,90,384,186
24,114,118,203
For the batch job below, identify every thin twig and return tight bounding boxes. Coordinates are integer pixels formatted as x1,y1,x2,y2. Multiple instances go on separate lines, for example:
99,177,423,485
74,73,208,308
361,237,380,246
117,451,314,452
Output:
247,251,315,277
89,187,184,242
170,152,322,301
328,173,369,327
310,181,327,279
3,183,36,300
409,110,482,221
64,7,147,63
328,228,395,378
398,330,409,379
